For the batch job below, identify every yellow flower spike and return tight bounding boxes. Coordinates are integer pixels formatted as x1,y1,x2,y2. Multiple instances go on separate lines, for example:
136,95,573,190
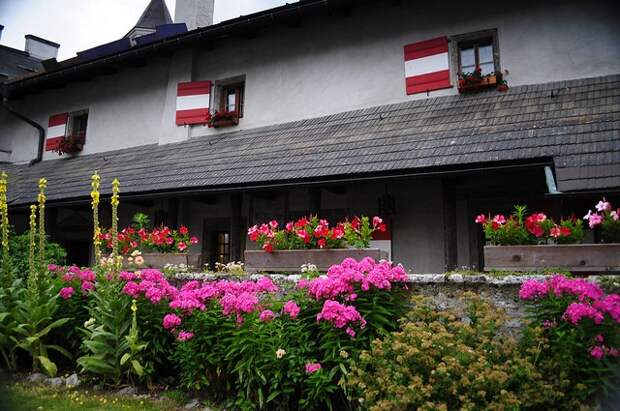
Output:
0,172,10,285
131,299,138,312
110,177,120,262
27,204,38,296
37,177,47,268
91,172,102,264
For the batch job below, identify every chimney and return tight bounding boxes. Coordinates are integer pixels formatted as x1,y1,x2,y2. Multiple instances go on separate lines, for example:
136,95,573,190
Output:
0,25,4,42
174,0,215,31
25,34,60,60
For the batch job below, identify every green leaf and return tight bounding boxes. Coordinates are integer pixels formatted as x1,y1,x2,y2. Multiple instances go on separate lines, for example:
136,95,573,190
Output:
131,360,144,377
120,353,131,366
37,356,57,377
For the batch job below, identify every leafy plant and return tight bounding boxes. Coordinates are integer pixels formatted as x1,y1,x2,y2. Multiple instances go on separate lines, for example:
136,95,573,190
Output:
349,293,562,410
583,198,620,243
2,228,66,280
78,280,142,386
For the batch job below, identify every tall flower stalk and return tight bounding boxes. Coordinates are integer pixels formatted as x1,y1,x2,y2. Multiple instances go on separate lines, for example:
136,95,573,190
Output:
27,204,38,297
0,172,11,286
37,178,47,268
91,172,101,265
111,178,120,257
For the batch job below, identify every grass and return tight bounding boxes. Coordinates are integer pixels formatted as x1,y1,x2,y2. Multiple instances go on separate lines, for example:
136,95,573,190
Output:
0,381,186,411
445,268,572,278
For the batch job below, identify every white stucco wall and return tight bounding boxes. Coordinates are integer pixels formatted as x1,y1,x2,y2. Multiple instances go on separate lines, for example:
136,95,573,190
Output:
1,0,618,163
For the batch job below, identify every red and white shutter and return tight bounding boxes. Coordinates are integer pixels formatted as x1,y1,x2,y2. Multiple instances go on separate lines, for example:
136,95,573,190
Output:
45,113,68,151
404,36,451,95
176,81,211,125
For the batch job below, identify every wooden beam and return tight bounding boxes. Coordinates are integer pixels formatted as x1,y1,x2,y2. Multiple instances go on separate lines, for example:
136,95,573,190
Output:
442,179,458,271
230,194,243,262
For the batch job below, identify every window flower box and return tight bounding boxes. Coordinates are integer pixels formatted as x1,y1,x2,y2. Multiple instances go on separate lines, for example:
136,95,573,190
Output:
244,248,388,273
483,244,620,273
208,110,239,128
55,132,85,156
458,68,507,94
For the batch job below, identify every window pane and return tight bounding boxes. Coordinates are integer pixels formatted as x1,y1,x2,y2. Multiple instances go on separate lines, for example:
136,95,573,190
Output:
480,62,494,75
460,47,475,71
226,89,236,112
479,44,494,64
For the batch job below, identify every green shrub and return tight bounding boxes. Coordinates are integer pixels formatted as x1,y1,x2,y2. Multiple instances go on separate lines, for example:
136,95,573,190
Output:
349,293,563,411
4,228,66,278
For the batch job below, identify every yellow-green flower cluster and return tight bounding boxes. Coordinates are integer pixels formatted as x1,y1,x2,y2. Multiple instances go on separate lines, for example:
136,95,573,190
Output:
27,204,38,295
110,178,120,258
91,172,101,264
0,172,9,267
37,178,47,266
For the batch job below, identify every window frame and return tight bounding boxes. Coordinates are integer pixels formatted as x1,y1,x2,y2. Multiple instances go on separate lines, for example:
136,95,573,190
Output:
213,75,246,119
67,110,89,141
449,29,500,82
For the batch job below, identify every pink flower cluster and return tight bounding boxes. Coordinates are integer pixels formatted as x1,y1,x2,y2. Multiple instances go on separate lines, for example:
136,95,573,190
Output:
283,300,300,319
519,275,604,302
306,257,407,300
122,269,178,304
305,362,322,374
317,300,366,337
520,275,620,360
52,265,97,298
583,198,619,229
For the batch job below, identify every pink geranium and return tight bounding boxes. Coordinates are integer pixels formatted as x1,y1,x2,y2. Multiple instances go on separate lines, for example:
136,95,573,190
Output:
283,300,300,319
177,331,194,342
259,309,275,322
163,313,182,330
305,362,321,374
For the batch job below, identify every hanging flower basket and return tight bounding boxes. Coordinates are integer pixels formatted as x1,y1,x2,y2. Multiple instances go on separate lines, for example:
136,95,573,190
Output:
208,110,239,128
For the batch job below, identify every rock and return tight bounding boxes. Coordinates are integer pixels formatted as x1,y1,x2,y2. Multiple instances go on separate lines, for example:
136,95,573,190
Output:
448,273,464,283
117,386,138,396
45,377,63,386
65,373,80,387
184,398,200,409
27,373,47,383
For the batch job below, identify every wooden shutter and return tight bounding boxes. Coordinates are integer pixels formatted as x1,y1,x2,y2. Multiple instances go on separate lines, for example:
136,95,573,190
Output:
45,113,68,151
176,81,211,125
404,37,451,95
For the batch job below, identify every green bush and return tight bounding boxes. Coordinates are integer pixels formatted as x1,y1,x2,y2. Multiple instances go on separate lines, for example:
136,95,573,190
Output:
4,228,66,277
348,293,565,411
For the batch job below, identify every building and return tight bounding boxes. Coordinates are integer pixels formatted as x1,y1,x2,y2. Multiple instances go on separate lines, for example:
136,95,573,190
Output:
1,0,619,272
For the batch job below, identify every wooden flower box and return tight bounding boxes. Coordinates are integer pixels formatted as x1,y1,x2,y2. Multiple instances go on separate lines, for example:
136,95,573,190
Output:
210,115,239,128
483,244,620,273
244,248,389,273
458,74,498,94
125,253,200,270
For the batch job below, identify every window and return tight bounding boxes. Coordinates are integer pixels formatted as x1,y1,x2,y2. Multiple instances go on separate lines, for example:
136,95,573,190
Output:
219,83,244,117
214,231,230,265
459,39,495,75
451,29,500,77
68,111,88,141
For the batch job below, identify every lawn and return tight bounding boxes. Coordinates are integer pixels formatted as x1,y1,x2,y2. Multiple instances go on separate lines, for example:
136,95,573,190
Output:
0,381,187,411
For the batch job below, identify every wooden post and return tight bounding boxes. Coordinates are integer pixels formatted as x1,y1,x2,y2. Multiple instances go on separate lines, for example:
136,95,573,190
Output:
308,188,322,216
442,179,458,271
230,194,243,262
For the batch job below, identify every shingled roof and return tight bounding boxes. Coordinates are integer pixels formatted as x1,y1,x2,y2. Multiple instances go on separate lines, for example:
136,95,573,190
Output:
3,74,620,205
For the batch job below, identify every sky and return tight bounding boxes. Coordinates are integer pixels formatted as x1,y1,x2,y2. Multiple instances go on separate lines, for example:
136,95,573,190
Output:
0,0,291,60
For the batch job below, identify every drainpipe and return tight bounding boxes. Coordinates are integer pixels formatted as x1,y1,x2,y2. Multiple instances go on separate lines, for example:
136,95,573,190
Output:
1,96,45,166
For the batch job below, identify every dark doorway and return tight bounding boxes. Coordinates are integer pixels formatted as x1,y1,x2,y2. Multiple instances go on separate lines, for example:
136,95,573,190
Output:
202,218,231,270
65,240,91,267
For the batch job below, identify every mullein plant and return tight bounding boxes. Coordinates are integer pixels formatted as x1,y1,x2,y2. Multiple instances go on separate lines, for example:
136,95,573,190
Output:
0,173,24,370
91,172,102,266
11,178,70,376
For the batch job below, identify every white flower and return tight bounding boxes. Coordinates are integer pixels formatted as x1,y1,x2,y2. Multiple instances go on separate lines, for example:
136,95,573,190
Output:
131,249,142,257
595,200,611,212
611,211,619,221
339,350,349,359
583,210,592,220
276,348,286,359
84,318,96,328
